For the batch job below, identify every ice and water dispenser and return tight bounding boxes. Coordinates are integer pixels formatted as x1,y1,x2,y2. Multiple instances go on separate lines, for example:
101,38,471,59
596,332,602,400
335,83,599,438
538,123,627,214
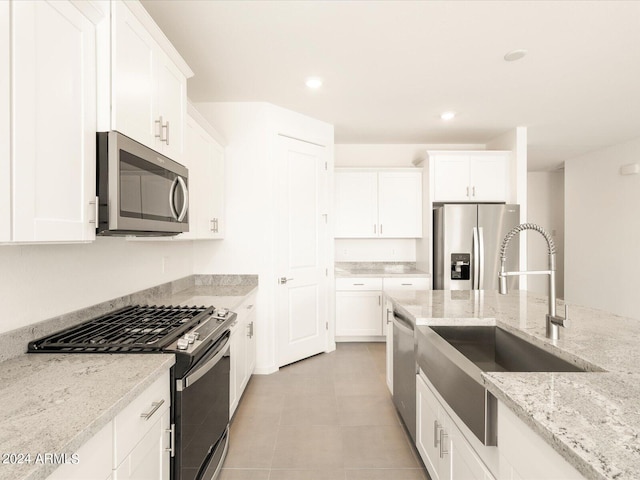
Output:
451,253,470,281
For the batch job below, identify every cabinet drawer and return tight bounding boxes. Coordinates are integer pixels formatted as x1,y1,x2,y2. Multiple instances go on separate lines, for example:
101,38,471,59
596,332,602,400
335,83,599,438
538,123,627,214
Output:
383,277,430,290
114,372,170,468
335,277,383,291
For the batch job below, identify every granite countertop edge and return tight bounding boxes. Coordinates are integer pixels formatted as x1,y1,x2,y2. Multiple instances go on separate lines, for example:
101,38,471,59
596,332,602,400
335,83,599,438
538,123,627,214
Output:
0,275,258,480
385,289,640,480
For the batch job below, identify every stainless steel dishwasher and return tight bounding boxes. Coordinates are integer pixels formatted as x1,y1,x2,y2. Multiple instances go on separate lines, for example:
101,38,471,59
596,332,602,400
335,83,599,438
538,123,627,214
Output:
392,310,417,442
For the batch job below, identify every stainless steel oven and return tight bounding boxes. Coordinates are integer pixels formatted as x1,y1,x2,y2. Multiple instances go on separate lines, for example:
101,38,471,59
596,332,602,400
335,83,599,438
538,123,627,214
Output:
173,331,230,480
28,304,234,480
96,131,189,236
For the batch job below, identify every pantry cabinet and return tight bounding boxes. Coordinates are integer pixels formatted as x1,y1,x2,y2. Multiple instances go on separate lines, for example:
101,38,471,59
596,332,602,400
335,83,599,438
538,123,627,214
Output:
182,108,225,240
430,151,510,203
8,0,100,243
111,0,187,162
230,291,258,417
334,169,422,238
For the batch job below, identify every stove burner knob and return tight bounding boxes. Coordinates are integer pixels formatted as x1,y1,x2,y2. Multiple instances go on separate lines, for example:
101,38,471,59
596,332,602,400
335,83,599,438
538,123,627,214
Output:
217,308,229,318
185,333,196,344
192,332,200,341
177,338,190,350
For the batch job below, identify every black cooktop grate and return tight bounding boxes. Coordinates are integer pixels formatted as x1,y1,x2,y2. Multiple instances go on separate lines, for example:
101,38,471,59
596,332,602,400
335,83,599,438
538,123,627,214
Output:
28,305,214,353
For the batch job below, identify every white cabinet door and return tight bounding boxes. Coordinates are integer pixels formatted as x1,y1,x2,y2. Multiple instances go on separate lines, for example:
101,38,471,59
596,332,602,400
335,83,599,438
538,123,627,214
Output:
334,171,378,237
450,423,493,480
245,301,257,379
112,0,157,150
114,409,170,480
12,0,97,242
432,154,470,202
378,171,422,238
384,298,393,393
335,291,383,336
183,114,225,240
431,152,510,203
417,373,446,480
470,154,509,202
0,0,10,242
230,320,247,417
111,1,186,162
156,51,186,162
46,421,113,480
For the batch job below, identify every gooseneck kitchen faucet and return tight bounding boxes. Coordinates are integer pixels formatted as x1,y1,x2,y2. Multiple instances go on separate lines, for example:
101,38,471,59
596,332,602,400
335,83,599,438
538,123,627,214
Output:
498,223,569,340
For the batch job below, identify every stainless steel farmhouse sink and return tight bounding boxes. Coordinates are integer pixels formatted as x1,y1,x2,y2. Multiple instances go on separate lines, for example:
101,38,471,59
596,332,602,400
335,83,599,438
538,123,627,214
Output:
417,325,588,446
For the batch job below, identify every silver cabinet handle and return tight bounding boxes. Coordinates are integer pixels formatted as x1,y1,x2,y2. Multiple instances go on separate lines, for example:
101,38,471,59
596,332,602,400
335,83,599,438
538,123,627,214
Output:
439,429,449,458
378,295,381,306
380,224,383,235
140,399,165,420
279,277,293,284
472,185,476,197
164,120,170,145
177,177,189,222
433,420,441,448
401,283,413,286
466,186,470,197
353,283,365,286
386,309,392,324
166,424,175,457
89,196,98,224
247,321,254,338
246,304,254,310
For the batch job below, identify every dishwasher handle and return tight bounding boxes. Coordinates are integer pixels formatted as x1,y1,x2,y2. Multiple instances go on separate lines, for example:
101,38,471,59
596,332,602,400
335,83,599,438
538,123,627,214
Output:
392,313,414,335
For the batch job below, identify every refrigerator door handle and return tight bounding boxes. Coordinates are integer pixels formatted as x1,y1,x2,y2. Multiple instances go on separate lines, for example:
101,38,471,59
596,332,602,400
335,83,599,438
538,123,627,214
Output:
472,227,480,290
478,226,485,290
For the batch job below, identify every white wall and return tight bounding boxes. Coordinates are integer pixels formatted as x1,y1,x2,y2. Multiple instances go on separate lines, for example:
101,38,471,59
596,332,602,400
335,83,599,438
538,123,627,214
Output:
0,238,193,334
565,137,640,319
527,172,565,298
193,102,334,373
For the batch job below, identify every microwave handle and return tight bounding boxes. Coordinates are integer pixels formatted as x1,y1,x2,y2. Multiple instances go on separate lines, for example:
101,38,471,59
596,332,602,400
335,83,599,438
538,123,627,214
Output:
169,178,179,220
177,177,189,222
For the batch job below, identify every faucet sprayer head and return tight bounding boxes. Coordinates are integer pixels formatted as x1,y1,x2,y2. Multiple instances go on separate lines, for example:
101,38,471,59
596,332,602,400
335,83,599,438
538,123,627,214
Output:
498,259,508,294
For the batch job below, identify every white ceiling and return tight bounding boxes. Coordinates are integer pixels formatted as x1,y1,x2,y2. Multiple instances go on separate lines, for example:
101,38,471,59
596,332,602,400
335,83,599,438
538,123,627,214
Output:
141,0,640,171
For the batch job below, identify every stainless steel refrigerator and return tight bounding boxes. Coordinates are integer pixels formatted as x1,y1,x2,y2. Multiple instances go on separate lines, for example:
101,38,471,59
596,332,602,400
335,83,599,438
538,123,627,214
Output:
433,204,520,290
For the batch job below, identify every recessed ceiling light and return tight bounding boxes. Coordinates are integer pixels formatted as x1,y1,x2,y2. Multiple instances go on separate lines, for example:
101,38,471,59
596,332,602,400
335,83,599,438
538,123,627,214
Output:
305,77,323,89
504,49,527,62
440,111,456,121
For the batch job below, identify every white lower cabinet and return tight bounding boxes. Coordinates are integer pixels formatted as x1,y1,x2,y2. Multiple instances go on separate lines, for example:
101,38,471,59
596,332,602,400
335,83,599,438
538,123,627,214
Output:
113,373,171,480
46,421,113,480
336,276,429,340
497,401,584,480
417,372,495,480
384,298,393,393
46,371,170,480
230,292,258,417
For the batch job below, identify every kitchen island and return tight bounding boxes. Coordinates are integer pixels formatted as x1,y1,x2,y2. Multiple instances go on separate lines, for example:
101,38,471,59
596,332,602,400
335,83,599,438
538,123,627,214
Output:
385,289,640,480
0,275,257,480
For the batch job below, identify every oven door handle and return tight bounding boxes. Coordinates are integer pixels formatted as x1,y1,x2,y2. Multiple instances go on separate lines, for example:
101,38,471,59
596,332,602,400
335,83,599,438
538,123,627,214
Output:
177,334,230,392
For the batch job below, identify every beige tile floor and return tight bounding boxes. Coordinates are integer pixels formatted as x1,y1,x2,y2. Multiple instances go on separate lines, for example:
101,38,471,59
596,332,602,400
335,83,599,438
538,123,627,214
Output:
219,342,428,480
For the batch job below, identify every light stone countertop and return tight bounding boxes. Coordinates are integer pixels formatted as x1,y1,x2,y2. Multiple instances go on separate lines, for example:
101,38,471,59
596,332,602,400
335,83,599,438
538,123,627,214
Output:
386,289,640,480
0,277,258,480
335,261,430,278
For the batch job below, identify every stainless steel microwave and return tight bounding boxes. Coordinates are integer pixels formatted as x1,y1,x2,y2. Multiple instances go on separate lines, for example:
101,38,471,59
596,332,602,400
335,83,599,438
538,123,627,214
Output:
96,131,189,236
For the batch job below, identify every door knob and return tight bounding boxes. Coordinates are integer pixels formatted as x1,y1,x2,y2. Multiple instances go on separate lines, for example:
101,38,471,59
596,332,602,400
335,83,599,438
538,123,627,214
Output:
279,277,293,285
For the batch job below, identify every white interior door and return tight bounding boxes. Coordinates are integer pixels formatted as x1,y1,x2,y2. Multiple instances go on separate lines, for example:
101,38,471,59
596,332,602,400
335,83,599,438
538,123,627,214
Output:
277,135,328,367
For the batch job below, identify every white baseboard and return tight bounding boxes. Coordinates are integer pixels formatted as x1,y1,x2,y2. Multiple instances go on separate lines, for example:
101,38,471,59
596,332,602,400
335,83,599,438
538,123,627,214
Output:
335,336,386,342
253,364,278,375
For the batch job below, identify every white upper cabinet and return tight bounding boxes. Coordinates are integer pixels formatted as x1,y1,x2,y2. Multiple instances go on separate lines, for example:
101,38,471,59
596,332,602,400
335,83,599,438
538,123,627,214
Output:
111,0,189,162
335,171,378,237
334,169,423,238
378,171,423,237
430,151,510,203
9,0,99,243
182,110,226,240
